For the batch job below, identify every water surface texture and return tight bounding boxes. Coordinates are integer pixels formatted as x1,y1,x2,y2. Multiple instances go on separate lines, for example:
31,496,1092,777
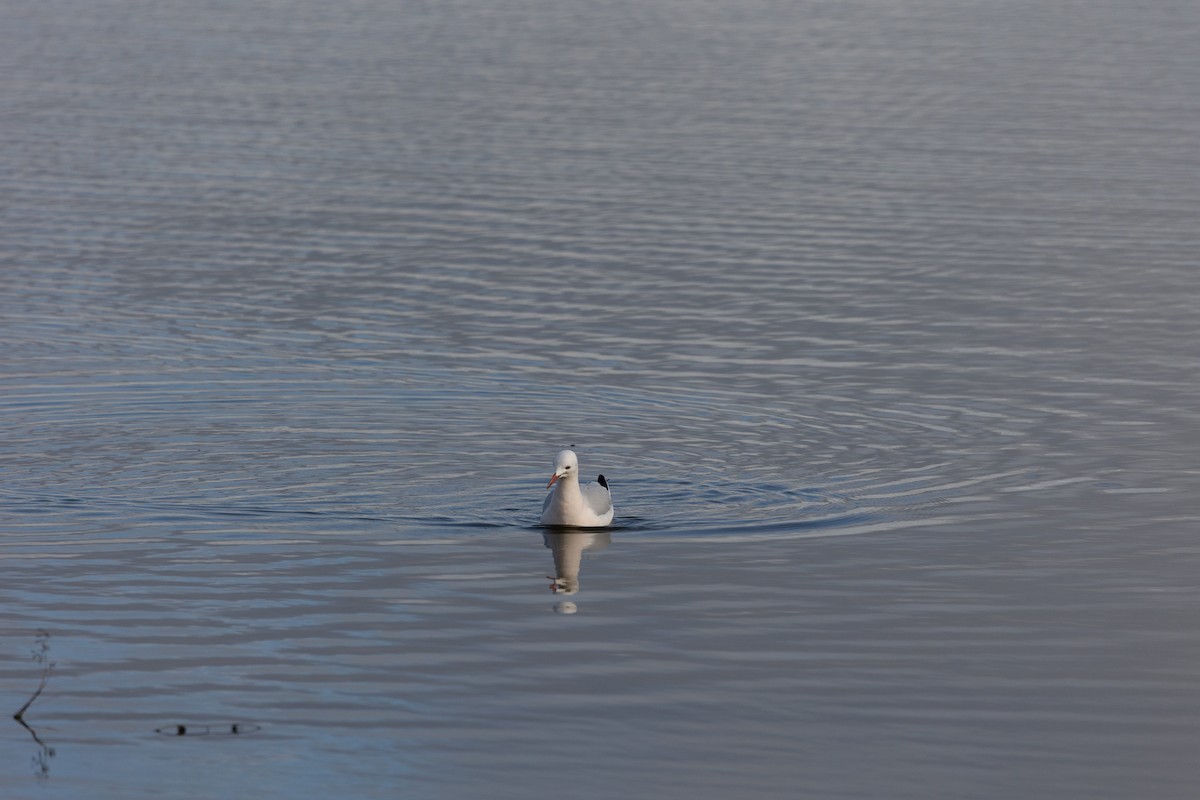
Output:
3,0,1200,797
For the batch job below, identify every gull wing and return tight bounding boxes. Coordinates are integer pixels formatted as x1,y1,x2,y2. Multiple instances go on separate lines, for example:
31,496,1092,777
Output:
580,479,613,517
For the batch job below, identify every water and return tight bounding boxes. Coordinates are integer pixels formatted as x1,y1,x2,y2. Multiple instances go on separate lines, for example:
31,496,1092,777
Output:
3,0,1200,797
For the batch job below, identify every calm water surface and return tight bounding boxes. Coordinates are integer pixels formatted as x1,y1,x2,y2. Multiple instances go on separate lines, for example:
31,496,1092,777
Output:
3,0,1200,797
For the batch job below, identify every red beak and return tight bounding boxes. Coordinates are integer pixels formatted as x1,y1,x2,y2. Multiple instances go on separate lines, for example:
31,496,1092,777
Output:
546,473,560,489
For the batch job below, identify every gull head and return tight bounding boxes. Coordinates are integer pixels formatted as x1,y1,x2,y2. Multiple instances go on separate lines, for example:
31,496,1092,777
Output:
546,449,579,489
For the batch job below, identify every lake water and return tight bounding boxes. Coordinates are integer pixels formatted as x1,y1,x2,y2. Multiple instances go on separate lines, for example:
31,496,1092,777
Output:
3,0,1200,797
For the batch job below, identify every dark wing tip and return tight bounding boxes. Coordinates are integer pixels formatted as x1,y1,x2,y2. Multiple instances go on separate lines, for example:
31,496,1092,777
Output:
597,474,608,489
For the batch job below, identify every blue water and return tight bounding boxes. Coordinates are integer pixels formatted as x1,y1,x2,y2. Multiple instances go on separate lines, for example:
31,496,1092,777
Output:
3,0,1200,797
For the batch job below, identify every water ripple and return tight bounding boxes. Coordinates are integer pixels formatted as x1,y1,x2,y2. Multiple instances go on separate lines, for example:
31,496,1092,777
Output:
4,0,1200,797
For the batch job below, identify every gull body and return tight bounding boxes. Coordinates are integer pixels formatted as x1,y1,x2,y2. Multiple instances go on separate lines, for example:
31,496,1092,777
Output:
540,449,613,527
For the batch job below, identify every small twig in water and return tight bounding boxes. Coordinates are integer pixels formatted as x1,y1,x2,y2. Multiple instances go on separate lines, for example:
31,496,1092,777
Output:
13,630,54,722
11,630,56,780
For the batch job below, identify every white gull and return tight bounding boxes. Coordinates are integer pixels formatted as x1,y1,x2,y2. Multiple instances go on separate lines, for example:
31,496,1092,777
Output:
540,449,613,527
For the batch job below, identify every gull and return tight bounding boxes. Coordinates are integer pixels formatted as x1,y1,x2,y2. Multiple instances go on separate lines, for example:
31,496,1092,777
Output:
540,449,613,527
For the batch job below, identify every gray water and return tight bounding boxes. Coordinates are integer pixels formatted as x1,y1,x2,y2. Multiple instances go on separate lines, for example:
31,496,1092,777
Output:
3,0,1200,797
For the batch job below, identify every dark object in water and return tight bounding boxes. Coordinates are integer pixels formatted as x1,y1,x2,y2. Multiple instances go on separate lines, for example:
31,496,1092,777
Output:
155,723,261,737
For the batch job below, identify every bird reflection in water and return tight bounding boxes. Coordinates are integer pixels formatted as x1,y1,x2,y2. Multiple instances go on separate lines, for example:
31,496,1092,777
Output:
543,530,611,613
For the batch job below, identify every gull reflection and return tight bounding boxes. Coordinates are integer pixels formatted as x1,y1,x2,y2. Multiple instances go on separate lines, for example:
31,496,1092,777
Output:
543,530,610,612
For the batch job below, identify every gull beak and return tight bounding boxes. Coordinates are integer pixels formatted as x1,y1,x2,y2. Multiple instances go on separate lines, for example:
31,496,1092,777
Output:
546,471,562,489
